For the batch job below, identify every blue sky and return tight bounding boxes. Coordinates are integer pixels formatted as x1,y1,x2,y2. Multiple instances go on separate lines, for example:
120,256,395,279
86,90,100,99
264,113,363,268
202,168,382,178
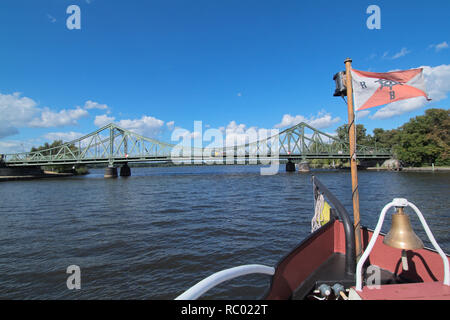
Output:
0,0,449,152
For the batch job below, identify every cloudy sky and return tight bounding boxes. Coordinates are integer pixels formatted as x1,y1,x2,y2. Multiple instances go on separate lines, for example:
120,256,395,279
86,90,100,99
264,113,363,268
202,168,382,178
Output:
0,0,449,153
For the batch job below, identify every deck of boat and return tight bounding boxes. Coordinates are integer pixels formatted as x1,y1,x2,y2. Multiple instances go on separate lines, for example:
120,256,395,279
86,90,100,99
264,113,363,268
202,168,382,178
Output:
292,253,406,300
352,281,450,300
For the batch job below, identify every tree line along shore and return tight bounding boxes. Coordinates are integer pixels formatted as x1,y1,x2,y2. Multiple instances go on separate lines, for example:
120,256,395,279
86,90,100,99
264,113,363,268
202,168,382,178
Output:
313,108,449,169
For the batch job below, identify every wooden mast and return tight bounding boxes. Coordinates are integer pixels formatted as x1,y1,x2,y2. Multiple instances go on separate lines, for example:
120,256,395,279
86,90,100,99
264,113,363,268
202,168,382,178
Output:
344,58,362,261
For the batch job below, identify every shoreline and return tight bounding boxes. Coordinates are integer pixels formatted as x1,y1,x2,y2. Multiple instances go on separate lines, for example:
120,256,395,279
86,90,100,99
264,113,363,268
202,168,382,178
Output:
0,171,75,182
367,166,450,172
1,166,449,181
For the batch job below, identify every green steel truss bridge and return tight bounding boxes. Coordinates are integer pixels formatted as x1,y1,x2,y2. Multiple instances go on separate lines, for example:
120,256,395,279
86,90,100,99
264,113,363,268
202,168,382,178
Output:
1,122,391,167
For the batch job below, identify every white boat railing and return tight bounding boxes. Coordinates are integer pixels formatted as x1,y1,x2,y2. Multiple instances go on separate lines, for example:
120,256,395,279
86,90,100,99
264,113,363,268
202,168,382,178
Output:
175,264,275,300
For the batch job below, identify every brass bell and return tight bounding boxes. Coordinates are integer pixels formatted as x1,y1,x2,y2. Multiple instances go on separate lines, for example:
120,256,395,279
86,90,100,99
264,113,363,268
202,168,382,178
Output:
383,207,424,250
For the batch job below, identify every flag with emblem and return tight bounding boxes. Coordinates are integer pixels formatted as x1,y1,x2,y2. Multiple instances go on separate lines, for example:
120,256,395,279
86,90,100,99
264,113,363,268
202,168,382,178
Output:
350,68,430,111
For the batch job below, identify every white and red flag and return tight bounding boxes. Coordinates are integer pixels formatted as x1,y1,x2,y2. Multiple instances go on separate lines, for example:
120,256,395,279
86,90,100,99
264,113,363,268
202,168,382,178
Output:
350,68,430,111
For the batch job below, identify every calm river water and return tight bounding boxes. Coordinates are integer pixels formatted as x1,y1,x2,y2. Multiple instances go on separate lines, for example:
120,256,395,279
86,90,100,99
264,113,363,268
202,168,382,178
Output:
0,165,449,299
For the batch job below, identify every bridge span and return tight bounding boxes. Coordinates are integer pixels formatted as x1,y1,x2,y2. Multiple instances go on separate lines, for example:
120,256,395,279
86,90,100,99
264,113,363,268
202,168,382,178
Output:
0,122,391,177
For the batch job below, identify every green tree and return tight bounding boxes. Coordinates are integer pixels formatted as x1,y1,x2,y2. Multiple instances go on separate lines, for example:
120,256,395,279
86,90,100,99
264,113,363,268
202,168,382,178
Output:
334,108,449,167
31,140,78,156
30,140,88,174
372,128,398,149
335,124,372,146
394,108,449,166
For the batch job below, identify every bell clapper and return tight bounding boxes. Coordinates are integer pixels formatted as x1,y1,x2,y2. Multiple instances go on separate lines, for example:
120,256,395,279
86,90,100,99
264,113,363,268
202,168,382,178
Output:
401,249,409,271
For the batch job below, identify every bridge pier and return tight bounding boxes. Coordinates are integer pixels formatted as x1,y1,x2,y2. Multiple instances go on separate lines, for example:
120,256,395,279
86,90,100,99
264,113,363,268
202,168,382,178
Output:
0,154,5,168
104,166,118,178
286,160,295,172
298,160,310,173
119,163,131,177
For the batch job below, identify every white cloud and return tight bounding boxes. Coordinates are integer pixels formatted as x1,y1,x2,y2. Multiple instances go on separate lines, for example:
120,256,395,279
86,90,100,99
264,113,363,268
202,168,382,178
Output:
0,139,33,154
46,13,56,23
0,92,39,128
222,120,248,134
222,120,254,146
170,126,204,145
83,100,108,110
0,92,94,137
116,116,165,137
275,114,301,129
435,41,449,51
371,64,450,119
421,64,450,101
217,120,277,146
370,97,426,119
274,111,341,129
171,121,275,148
356,110,370,120
94,115,166,138
166,121,175,130
43,131,84,142
429,41,449,52
28,107,88,128
190,131,202,139
94,114,115,127
391,47,411,59
381,48,411,60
